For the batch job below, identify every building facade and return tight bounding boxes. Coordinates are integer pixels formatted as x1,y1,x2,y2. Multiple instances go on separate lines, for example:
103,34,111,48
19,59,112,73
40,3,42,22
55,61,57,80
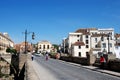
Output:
14,42,33,53
114,34,120,59
62,28,115,58
37,40,52,53
0,32,14,54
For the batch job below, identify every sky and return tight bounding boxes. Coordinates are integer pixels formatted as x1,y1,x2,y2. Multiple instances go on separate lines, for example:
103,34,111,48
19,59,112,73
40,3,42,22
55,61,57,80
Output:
0,0,120,44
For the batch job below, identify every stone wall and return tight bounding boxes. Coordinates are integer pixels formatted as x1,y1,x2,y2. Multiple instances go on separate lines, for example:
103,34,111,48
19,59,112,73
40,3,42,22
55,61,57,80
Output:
108,59,120,72
0,57,13,80
60,56,88,65
59,53,96,65
87,54,96,65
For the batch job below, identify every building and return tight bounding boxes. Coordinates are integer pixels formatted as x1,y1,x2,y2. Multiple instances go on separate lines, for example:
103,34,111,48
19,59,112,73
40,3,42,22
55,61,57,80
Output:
14,42,33,53
71,41,86,57
37,40,52,53
0,32,14,54
62,28,115,58
91,33,115,57
114,33,120,59
62,38,69,53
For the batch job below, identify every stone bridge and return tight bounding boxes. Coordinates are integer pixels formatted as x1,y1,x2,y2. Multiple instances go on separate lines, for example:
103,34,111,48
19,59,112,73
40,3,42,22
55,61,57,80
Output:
0,54,11,63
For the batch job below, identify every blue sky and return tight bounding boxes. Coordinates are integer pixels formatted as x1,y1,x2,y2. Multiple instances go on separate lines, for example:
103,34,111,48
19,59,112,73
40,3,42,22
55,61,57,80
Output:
0,0,120,44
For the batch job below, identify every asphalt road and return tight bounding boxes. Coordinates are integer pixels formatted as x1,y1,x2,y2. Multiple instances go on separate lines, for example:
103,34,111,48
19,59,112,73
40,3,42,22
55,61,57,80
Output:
33,55,120,80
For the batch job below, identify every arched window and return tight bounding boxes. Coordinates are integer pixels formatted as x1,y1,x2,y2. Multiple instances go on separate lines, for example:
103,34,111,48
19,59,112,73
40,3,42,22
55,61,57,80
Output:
39,45,41,49
43,45,45,49
47,45,49,49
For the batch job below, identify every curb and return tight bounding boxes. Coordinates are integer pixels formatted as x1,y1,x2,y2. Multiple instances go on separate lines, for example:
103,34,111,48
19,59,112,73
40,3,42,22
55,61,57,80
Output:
58,59,120,78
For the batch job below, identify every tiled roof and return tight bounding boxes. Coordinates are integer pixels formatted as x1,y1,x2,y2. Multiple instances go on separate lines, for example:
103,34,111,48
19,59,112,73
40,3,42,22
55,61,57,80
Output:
75,28,96,35
72,41,85,46
115,34,120,38
91,34,108,37
75,28,97,32
38,40,51,44
21,42,29,45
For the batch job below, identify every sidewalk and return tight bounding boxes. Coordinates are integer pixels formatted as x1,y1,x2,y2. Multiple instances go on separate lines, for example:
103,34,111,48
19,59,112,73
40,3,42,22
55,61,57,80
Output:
65,61,120,78
26,54,40,80
82,66,120,77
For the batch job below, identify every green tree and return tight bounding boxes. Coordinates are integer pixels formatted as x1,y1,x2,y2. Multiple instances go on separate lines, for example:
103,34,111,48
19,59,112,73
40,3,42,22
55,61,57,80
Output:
53,44,59,51
6,47,17,55
6,47,12,53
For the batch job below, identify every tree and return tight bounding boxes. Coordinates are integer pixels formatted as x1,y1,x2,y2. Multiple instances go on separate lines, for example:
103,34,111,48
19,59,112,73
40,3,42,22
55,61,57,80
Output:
53,44,59,51
6,47,12,53
6,47,17,55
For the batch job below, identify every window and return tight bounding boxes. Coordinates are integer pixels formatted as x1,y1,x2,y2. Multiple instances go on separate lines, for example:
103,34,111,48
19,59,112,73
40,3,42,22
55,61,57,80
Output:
78,46,81,49
95,45,98,48
86,45,89,48
95,38,97,43
110,32,112,35
77,35,79,37
115,46,118,49
77,40,79,42
39,45,41,49
47,45,49,49
86,35,88,38
86,40,88,44
109,43,112,47
102,43,106,48
101,36,104,41
79,52,81,57
43,45,45,49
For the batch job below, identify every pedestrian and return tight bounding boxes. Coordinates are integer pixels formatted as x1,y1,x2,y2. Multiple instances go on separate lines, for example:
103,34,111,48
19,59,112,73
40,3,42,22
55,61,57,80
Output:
31,54,34,61
45,52,49,61
100,56,106,69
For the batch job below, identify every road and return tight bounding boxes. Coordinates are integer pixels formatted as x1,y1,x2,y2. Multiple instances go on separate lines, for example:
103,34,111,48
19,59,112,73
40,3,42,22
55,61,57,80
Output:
31,55,120,80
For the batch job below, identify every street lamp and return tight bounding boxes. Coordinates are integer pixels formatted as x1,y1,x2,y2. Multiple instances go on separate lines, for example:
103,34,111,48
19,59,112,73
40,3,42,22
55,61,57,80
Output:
23,29,35,54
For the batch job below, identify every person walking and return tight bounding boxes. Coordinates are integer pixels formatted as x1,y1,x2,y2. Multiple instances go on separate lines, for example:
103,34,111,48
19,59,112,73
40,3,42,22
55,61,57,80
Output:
45,52,49,61
100,56,106,69
31,54,34,61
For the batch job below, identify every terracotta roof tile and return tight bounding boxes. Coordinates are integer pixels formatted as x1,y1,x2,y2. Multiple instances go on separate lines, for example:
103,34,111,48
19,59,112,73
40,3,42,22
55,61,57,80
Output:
75,28,97,32
91,34,108,37
72,41,85,46
115,34,120,38
75,28,96,35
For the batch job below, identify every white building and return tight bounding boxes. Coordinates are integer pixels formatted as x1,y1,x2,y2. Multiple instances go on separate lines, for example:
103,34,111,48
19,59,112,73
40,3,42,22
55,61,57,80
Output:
114,46,120,59
71,41,86,57
63,28,115,58
114,34,120,59
0,32,14,54
37,40,52,53
91,33,115,57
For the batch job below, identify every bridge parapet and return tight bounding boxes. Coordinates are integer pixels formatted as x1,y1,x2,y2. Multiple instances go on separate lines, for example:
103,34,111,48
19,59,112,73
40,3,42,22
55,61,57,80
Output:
0,54,12,63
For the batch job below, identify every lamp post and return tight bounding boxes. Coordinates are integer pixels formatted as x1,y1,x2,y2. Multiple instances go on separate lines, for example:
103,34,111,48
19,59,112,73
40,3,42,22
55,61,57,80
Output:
25,30,27,54
23,29,35,54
